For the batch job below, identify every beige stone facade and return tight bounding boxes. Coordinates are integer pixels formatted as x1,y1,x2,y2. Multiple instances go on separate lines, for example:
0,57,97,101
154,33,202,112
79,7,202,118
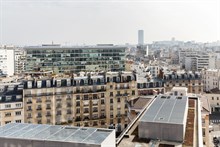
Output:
23,72,138,130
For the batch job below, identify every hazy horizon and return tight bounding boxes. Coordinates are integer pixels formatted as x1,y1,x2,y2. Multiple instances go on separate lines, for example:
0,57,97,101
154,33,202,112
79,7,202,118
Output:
1,0,220,46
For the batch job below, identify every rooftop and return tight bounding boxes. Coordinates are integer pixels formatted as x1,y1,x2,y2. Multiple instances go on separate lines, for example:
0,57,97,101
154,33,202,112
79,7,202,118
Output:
140,95,188,124
0,123,114,145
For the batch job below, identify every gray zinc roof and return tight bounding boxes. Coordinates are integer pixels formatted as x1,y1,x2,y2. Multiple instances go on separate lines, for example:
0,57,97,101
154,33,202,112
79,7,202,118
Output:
140,95,188,124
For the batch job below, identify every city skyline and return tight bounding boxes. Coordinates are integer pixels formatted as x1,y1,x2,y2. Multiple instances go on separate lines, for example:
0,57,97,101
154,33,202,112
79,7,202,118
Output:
0,0,220,45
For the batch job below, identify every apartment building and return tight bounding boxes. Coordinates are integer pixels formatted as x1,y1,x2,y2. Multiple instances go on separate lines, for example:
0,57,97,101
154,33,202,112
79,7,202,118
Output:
137,78,164,96
0,46,15,76
0,83,24,126
14,48,26,75
144,65,160,78
201,69,220,92
185,53,216,71
23,72,138,130
163,72,203,94
25,44,126,73
178,49,197,68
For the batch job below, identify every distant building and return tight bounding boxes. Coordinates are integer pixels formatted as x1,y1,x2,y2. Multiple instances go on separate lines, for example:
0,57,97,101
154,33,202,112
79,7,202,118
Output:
138,30,144,45
0,45,25,76
183,52,216,71
24,44,126,74
0,46,15,76
201,69,220,92
0,83,24,126
0,123,115,147
14,48,26,75
163,72,203,94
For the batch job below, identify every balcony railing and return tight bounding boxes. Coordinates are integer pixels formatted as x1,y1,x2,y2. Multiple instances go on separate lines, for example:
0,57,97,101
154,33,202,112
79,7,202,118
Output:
36,107,42,111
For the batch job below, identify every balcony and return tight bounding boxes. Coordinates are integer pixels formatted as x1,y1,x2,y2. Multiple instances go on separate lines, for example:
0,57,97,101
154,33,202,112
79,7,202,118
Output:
37,115,42,118
46,113,51,117
93,110,98,113
56,105,61,108
26,101,32,104
46,107,51,110
67,103,72,107
67,111,72,114
83,117,90,121
84,111,89,114
45,99,51,102
100,115,106,119
27,116,32,119
75,117,81,122
36,107,42,111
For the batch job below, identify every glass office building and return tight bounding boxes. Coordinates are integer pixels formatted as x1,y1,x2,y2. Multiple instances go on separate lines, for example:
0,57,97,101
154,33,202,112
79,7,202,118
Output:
25,44,126,73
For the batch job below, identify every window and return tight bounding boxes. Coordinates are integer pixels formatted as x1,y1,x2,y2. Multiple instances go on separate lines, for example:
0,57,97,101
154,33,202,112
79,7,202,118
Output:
101,93,105,98
5,112,11,117
6,96,12,102
15,111,21,116
28,106,32,111
110,98,113,104
217,97,219,100
15,120,21,123
76,108,80,113
76,101,80,106
5,104,11,108
76,95,80,100
47,119,51,124
117,98,121,103
101,99,105,104
16,103,22,108
5,121,11,124
132,90,135,95
212,97,214,100
110,92,113,97
36,97,41,103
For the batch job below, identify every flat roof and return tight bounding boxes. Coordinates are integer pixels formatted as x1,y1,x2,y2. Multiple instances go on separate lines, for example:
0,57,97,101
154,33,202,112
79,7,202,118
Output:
140,95,188,124
0,123,114,145
24,45,126,50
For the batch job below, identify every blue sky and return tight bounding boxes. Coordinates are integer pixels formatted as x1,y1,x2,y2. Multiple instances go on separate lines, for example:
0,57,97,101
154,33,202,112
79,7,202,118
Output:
1,0,220,45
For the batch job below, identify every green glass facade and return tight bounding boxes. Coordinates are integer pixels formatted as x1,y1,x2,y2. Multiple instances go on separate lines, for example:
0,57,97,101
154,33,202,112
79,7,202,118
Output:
25,45,126,73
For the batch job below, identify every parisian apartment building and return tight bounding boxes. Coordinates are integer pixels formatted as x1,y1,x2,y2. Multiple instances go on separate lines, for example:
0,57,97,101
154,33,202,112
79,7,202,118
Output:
22,71,138,130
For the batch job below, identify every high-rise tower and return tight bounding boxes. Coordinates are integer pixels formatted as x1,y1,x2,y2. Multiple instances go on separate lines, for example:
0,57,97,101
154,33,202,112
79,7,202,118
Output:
138,30,144,45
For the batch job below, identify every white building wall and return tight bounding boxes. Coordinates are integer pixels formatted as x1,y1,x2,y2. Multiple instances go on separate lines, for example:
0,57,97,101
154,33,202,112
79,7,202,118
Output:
201,69,220,92
0,47,15,76
6,49,15,76
185,56,193,71
208,54,216,69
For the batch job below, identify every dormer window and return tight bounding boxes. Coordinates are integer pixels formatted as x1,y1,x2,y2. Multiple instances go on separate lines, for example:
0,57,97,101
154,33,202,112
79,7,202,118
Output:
57,80,61,87
27,81,32,88
46,80,51,87
37,81,42,88
66,79,71,86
